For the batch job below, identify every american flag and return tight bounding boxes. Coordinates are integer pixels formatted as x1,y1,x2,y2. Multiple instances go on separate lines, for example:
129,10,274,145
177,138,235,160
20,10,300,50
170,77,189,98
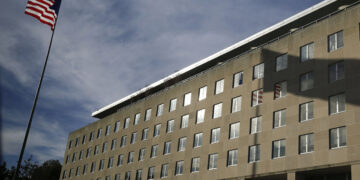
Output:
25,0,62,30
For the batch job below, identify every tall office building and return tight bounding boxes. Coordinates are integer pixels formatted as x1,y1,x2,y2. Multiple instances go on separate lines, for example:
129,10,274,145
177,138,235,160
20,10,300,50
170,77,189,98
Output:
60,1,360,179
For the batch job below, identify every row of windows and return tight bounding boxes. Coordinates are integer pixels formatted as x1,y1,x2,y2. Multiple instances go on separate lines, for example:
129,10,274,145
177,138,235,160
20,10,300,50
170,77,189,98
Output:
63,126,346,180
68,37,346,149
66,90,346,164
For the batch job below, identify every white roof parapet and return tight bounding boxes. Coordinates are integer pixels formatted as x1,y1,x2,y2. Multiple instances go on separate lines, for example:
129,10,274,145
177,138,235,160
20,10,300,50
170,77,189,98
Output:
92,0,337,118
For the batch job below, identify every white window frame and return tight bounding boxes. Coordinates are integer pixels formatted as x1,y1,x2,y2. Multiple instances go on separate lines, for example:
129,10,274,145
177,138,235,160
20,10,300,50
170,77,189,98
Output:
134,113,140,125
274,109,286,128
230,122,240,139
227,149,238,166
163,141,171,155
157,104,164,116
329,93,346,115
167,119,174,133
300,101,314,122
196,109,205,124
145,109,152,121
249,145,260,163
127,151,134,164
231,96,242,113
274,81,287,99
328,30,344,52
150,145,158,158
169,98,177,112
114,121,120,132
120,136,127,147
299,133,314,154
233,72,243,88
142,128,149,140
300,42,314,62
181,114,189,128
178,137,186,152
191,157,200,173
253,63,264,80
130,132,137,144
161,164,169,178
124,118,130,129
252,89,263,106
198,86,207,101
183,92,192,106
154,124,161,137
208,153,218,170
139,148,145,161
250,116,262,134
275,53,288,72
175,161,184,175
193,133,203,148
329,61,344,83
211,128,220,144
300,71,314,92
272,139,286,159
213,103,222,119
330,126,346,149
215,79,224,94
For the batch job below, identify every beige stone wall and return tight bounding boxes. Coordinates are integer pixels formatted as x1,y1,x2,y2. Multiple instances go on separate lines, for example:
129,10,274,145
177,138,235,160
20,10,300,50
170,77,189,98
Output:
60,4,360,180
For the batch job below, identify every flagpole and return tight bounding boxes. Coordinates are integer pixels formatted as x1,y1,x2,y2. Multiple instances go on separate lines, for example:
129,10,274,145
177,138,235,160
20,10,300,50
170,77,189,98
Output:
12,19,58,180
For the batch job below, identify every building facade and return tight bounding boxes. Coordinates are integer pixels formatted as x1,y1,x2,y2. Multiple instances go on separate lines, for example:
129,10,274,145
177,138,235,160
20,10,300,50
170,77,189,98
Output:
60,1,360,180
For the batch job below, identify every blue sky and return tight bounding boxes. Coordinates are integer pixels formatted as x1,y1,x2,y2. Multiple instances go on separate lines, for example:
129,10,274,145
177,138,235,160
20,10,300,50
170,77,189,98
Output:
0,0,323,167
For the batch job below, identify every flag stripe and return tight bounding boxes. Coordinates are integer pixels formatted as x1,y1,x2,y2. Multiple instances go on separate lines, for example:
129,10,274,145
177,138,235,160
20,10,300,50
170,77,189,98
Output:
25,0,61,30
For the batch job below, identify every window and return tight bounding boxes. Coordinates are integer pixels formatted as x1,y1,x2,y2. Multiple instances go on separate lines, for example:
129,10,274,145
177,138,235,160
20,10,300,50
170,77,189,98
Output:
300,42,314,62
167,119,174,133
134,113,141,125
198,86,207,101
69,168,73,178
157,104,164,116
233,72,243,88
75,137,79,147
139,148,145,161
127,151,134,164
94,145,99,155
181,114,189,128
213,103,222,119
163,141,171,155
90,162,96,172
183,92,192,106
231,96,242,113
79,150,83,160
89,131,94,141
125,171,131,180
102,142,108,153
178,137,186,152
68,140,73,149
105,125,111,136
142,128,149,140
65,155,70,164
252,89,263,106
111,139,117,151
136,169,142,180
328,30,344,52
196,109,205,124
99,159,104,170
227,149,238,166
82,135,87,144
249,145,260,163
97,128,102,139
250,116,262,134
211,128,220,144
329,93,345,114
105,176,110,180
329,61,344,83
108,157,114,168
272,139,286,159
145,109,152,121
161,164,169,178
117,154,124,166
169,98,177,112
276,54,288,71
131,132,137,144
299,133,314,154
147,167,155,180
300,72,314,91
193,133,203,148
274,109,286,128
115,174,121,180
72,152,76,162
86,148,91,158
215,79,224,94
124,118,130,129
114,121,120,132
230,122,240,139
274,81,287,99
175,161,184,175
154,124,161,137
300,101,314,122
330,126,346,149
83,164,88,175
208,153,218,170
62,170,67,179
253,63,264,79
191,157,200,173
121,136,127,147
150,145,158,158
75,166,80,176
